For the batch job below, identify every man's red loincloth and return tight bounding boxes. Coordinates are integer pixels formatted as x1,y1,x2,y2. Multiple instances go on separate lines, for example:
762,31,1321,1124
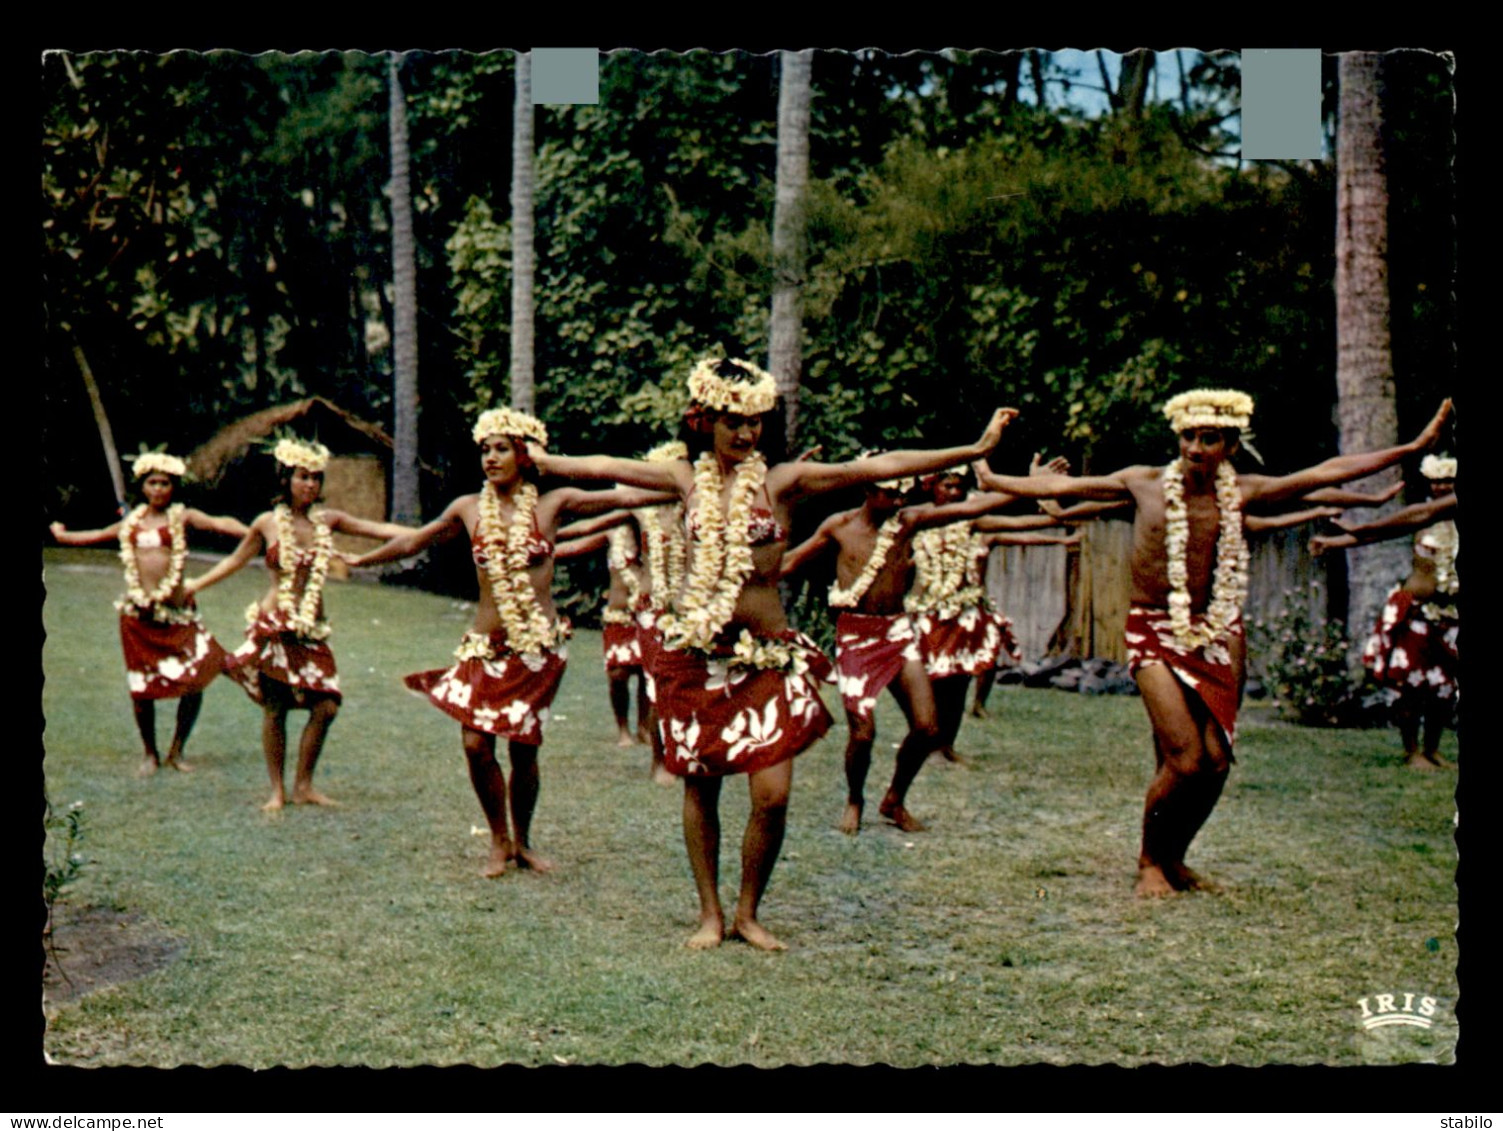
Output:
118,603,228,701
404,630,567,744
649,630,835,777
226,608,342,705
914,603,1002,680
1363,586,1459,701
834,611,922,720
1124,604,1243,748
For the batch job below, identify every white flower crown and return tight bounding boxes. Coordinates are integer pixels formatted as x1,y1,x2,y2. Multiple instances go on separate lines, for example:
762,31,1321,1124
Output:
1420,454,1457,480
272,438,331,472
1163,389,1254,432
128,451,188,479
473,406,549,448
686,358,778,415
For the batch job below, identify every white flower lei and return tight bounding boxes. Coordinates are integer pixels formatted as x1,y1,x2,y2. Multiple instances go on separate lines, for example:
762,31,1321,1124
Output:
904,522,982,617
829,513,905,608
728,628,809,675
663,452,765,651
638,504,687,611
607,525,644,608
116,503,189,618
476,482,559,657
272,504,334,640
1160,459,1249,650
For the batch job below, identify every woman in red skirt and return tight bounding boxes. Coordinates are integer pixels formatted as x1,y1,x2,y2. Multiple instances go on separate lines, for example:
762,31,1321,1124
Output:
52,451,249,775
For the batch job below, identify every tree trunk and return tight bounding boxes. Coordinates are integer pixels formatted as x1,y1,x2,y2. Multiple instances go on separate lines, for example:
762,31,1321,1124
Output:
69,335,125,509
768,49,813,447
1335,52,1408,669
510,51,536,414
1118,51,1154,118
388,53,421,525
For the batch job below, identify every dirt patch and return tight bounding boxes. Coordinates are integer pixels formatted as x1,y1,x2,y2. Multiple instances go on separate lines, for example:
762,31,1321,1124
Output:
43,904,185,1005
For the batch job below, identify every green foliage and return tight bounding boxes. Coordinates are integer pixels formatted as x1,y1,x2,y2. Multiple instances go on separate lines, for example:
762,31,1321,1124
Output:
44,799,89,926
1251,587,1358,726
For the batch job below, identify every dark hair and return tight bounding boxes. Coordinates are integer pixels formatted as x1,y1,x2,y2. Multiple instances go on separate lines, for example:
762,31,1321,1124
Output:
127,471,181,507
272,464,326,507
679,360,789,464
494,434,542,486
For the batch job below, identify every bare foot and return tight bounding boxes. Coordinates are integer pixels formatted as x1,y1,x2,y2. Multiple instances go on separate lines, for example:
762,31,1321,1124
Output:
1134,865,1177,898
616,730,634,748
261,792,286,813
1168,863,1219,893
1423,751,1456,770
730,917,787,951
164,756,195,773
940,746,971,766
636,726,653,745
1403,753,1440,772
652,765,676,787
970,703,989,720
291,786,339,806
137,756,160,778
878,800,928,832
513,845,555,873
838,802,863,836
482,839,514,878
687,919,724,949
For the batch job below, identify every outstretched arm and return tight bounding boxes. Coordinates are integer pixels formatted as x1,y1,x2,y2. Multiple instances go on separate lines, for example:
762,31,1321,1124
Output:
325,511,420,542
185,508,251,540
972,512,1070,534
1244,505,1343,533
557,509,639,542
772,408,1017,501
49,520,123,547
555,532,611,561
1309,494,1457,556
531,447,685,494
778,518,839,581
183,517,270,596
979,530,1082,548
1295,482,1403,508
974,459,1138,502
1241,398,1453,506
345,501,467,569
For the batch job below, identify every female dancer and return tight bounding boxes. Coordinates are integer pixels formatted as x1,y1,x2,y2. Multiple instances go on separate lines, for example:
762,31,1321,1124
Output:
1312,454,1459,768
533,357,1014,949
185,437,410,810
347,407,675,877
51,451,249,775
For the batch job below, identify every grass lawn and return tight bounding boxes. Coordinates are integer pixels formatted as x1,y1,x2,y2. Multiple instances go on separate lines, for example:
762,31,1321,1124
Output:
40,548,1459,1067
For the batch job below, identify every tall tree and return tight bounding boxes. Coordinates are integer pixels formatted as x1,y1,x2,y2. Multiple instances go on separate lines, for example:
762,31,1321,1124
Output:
388,52,421,525
768,49,813,445
510,50,536,413
1335,52,1408,666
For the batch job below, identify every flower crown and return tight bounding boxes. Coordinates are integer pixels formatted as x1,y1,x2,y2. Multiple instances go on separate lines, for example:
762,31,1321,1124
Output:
860,450,915,494
1421,454,1457,480
473,406,549,448
644,440,689,463
272,437,331,473
127,451,188,480
1163,389,1254,432
686,358,778,416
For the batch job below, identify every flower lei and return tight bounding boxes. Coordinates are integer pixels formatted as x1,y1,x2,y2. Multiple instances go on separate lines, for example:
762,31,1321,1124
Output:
829,513,905,608
116,503,189,618
904,522,983,617
1419,520,1459,621
1160,459,1249,650
638,504,688,611
729,628,809,675
607,526,644,608
271,504,334,640
476,481,560,657
663,452,765,651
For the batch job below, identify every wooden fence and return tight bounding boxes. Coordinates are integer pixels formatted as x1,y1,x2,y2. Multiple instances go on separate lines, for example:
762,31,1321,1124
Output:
986,520,1331,663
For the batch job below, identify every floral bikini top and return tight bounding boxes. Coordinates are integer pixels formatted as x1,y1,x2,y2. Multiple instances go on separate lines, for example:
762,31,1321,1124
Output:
683,484,789,546
130,525,172,550
471,517,554,569
265,540,321,572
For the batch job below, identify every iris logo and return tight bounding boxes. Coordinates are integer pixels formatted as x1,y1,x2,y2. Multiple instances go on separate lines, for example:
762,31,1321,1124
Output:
1357,992,1439,1030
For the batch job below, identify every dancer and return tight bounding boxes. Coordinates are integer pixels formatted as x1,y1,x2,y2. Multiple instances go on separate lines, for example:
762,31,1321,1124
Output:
533,356,1014,948
779,464,1054,833
1311,454,1459,769
184,437,410,811
976,391,1452,896
51,451,249,775
346,408,673,877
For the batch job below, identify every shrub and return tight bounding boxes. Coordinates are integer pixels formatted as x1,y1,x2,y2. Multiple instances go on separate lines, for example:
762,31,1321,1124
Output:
1251,587,1360,726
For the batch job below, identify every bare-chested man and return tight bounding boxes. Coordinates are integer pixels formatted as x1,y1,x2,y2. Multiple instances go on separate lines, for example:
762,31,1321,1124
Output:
977,390,1453,896
781,433,1068,833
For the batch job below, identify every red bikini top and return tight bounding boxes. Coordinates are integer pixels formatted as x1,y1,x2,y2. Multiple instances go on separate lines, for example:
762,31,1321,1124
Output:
472,517,553,569
684,485,788,547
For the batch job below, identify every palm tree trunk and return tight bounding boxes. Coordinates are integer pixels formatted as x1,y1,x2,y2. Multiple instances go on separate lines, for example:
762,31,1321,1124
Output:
388,52,421,525
1335,51,1408,669
768,49,813,446
69,335,126,509
510,51,536,414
